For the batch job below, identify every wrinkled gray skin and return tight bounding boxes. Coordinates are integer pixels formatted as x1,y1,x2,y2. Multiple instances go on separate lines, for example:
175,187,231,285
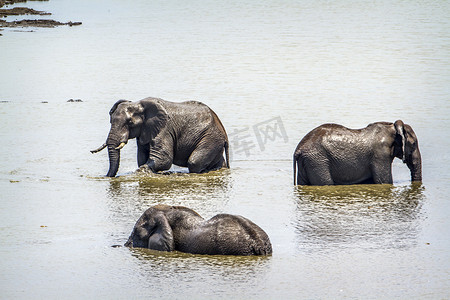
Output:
124,205,273,256
293,120,422,185
91,97,229,177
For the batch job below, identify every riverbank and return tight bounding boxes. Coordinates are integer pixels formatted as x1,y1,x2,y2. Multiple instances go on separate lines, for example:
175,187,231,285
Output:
0,0,81,33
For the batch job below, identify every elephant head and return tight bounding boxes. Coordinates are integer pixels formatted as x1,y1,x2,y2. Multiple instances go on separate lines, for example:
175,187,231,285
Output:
124,206,175,251
394,120,422,182
91,98,168,177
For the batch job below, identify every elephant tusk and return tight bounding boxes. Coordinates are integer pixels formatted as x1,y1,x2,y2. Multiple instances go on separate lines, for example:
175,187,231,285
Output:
91,143,107,154
115,142,126,150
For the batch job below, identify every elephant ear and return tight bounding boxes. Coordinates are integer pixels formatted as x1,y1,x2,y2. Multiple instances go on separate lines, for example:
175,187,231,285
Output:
403,123,418,146
139,98,169,145
109,99,131,116
394,120,406,162
148,212,175,252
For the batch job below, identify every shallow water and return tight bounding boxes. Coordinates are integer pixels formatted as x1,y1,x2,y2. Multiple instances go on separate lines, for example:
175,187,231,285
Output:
1,0,450,298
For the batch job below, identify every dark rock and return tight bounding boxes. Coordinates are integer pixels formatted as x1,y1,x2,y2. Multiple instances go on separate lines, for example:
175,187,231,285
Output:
0,7,50,17
2,19,82,28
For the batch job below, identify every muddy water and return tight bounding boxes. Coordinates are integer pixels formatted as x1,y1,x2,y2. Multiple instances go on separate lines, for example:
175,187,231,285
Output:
1,0,449,298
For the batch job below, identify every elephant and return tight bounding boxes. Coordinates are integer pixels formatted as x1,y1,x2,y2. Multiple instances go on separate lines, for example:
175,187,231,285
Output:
91,97,229,177
293,120,422,185
124,204,273,256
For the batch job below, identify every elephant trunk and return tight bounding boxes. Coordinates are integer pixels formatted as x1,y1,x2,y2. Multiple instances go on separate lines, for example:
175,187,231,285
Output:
104,124,130,177
124,236,133,247
106,145,120,177
105,133,123,177
408,149,422,182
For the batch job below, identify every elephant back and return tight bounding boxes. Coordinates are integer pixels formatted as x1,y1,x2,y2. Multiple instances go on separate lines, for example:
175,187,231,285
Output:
190,214,272,256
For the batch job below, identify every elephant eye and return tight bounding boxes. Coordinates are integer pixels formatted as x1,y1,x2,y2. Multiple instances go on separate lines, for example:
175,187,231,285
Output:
128,117,142,126
137,227,149,238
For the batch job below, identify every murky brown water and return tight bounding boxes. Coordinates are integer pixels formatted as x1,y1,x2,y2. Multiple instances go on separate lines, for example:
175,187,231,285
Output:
1,0,449,298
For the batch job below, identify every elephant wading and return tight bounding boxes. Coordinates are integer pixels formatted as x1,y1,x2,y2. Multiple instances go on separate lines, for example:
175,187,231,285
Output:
293,120,422,185
91,97,229,177
124,205,273,256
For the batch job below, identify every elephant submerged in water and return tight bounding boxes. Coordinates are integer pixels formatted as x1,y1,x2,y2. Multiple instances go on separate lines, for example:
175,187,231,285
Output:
125,205,273,256
91,97,229,177
293,120,422,185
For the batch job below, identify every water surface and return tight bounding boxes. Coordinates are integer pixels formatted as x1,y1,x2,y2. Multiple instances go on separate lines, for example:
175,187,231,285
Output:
1,0,449,298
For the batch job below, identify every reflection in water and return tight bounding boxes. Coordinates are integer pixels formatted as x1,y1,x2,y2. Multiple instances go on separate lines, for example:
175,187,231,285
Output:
126,247,272,297
293,183,425,251
102,169,232,245
107,169,231,206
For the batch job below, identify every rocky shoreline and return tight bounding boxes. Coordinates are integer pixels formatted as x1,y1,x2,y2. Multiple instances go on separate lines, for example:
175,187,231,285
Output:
0,0,81,33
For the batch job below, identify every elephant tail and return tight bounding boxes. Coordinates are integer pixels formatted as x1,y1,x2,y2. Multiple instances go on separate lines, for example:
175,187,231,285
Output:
224,141,230,168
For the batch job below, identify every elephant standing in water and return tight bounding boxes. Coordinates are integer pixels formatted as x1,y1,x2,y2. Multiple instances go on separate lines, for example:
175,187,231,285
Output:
293,120,422,185
91,97,229,177
125,205,273,256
